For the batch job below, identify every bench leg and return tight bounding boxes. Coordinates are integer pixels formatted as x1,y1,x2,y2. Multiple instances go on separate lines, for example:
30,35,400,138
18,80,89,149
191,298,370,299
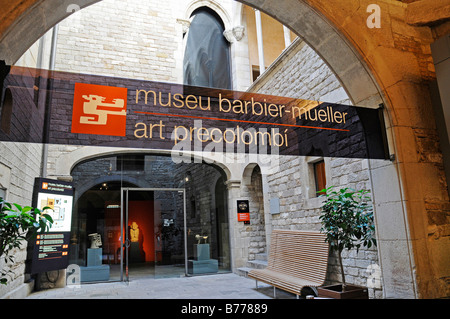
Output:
273,286,276,298
255,280,258,289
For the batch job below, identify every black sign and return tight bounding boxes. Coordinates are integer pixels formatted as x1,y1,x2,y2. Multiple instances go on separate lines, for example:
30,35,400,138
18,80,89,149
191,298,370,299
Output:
28,178,74,274
237,200,250,223
1,65,389,160
29,233,71,274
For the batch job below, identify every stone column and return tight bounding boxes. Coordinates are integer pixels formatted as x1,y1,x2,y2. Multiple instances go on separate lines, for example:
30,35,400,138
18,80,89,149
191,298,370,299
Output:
225,179,245,271
254,9,265,73
261,172,272,254
283,26,291,48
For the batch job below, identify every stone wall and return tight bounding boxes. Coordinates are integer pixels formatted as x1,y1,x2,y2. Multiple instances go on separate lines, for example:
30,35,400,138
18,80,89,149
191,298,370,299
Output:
54,0,184,84
234,165,266,262
7,0,383,298
248,39,382,298
0,139,43,298
1,54,45,299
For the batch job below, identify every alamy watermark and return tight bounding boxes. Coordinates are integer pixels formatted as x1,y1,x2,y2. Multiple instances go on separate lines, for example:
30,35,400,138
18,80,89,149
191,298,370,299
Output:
367,4,381,29
169,119,282,173
366,263,382,289
66,264,81,288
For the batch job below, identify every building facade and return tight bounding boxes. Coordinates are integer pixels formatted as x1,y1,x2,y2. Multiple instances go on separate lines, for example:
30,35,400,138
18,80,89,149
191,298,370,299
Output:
0,0,449,299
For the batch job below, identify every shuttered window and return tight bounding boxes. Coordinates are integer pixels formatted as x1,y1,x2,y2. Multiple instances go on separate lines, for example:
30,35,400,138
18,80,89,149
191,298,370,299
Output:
314,160,326,196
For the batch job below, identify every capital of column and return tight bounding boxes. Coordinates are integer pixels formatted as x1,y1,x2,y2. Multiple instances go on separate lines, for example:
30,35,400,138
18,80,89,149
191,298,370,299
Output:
223,26,245,43
225,180,241,190
176,18,191,34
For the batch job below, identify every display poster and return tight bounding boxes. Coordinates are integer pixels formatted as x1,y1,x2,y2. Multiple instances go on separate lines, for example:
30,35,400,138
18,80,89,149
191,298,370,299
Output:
28,178,74,274
237,200,250,222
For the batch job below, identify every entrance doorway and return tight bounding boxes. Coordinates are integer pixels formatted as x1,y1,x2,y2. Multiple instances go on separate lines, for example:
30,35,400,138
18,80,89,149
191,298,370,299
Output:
121,188,187,280
69,153,231,283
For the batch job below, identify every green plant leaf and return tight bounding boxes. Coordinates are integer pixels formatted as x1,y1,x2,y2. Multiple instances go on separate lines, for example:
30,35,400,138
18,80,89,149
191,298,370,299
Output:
42,213,54,224
22,206,32,213
1,198,54,285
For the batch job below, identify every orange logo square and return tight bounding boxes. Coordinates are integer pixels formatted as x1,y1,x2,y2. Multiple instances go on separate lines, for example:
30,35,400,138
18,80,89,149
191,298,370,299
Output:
42,182,48,190
71,83,128,136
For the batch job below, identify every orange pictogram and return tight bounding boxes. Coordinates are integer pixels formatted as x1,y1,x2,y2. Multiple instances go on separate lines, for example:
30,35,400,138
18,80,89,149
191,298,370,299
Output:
71,83,128,136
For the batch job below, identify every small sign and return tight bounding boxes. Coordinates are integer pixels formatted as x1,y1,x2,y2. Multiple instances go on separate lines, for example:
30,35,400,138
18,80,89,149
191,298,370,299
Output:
270,197,280,215
237,200,250,222
28,178,74,274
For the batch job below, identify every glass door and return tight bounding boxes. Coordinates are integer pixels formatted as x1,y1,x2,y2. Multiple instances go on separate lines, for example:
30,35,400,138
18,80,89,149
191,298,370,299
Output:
121,188,187,280
121,188,128,282
69,181,126,283
154,189,186,278
121,185,229,279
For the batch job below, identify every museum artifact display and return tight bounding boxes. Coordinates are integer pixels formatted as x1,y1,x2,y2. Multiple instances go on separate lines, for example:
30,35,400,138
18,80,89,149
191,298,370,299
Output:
88,233,102,249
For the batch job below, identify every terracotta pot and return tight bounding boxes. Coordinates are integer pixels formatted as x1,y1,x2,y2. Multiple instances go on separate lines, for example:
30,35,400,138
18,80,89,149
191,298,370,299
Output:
317,284,368,299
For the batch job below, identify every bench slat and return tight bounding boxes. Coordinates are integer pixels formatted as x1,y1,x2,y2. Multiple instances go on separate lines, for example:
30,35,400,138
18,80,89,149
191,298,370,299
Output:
248,229,329,297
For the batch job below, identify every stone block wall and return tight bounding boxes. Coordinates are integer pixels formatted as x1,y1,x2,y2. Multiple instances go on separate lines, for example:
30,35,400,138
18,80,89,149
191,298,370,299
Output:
1,57,45,298
248,38,382,298
4,0,383,298
0,143,43,298
55,0,184,84
237,165,266,261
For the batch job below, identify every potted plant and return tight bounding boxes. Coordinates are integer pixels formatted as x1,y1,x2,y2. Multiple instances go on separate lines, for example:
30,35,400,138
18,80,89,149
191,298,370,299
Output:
317,187,377,299
0,197,53,285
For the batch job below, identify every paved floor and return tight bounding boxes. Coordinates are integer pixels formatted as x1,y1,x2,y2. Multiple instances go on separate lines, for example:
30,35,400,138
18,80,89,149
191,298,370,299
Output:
25,273,296,299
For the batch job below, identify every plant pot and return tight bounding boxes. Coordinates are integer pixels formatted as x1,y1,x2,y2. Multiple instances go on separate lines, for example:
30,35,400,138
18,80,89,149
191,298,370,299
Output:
317,284,368,299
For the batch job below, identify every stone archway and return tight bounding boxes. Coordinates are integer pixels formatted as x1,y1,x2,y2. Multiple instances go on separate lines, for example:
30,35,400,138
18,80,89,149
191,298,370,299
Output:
51,147,234,182
241,163,266,261
0,0,448,298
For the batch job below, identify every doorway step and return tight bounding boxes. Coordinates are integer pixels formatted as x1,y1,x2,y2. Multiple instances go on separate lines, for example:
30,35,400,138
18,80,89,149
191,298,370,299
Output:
237,253,267,277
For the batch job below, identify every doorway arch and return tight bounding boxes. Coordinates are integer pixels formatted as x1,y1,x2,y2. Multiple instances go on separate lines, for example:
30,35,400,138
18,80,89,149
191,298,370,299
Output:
68,151,232,281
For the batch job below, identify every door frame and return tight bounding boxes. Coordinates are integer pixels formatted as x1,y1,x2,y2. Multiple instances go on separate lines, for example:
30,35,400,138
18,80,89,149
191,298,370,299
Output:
120,187,187,281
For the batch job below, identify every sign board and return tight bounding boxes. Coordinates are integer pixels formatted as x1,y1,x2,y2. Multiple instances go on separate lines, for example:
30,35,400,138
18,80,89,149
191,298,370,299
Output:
270,197,280,215
237,200,250,222
28,178,74,274
1,66,390,161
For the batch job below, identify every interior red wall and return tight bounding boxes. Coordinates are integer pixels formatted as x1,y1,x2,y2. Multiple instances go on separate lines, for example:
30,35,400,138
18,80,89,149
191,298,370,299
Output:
127,201,155,262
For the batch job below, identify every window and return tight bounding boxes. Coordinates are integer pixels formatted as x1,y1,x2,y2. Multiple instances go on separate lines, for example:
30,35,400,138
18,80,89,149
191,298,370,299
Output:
252,65,260,82
183,8,231,89
313,160,326,196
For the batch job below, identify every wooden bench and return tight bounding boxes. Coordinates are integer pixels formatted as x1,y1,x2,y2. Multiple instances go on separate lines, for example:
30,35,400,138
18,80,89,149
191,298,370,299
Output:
248,229,329,298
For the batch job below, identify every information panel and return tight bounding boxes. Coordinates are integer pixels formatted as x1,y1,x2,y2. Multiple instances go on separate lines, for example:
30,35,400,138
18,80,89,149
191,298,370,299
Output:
237,200,250,222
29,178,74,274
